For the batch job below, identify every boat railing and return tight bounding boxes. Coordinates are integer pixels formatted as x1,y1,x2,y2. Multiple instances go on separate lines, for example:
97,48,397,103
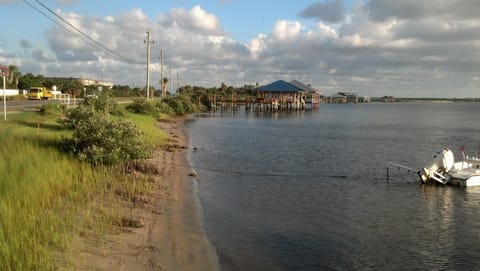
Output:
430,171,448,185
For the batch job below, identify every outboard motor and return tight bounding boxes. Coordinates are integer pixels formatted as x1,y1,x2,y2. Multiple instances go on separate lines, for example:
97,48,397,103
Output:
418,148,455,184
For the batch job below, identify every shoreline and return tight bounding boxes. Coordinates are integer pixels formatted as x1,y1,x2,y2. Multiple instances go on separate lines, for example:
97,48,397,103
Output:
70,116,219,270
148,116,220,270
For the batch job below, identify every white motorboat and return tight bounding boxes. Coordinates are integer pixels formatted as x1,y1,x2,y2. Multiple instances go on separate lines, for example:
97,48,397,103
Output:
419,148,480,187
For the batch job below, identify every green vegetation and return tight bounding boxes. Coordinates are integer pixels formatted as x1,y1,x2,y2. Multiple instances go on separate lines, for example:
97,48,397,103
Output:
7,65,257,102
177,83,256,110
126,97,162,117
162,95,197,115
61,94,149,165
125,96,197,117
0,95,170,270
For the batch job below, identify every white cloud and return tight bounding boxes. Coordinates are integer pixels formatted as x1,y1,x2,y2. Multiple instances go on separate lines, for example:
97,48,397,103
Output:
164,5,223,34
3,1,480,97
315,23,338,40
271,20,302,41
248,34,266,59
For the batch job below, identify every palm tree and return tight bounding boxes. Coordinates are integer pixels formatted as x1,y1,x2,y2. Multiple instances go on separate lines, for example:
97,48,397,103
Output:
161,77,169,97
7,65,21,89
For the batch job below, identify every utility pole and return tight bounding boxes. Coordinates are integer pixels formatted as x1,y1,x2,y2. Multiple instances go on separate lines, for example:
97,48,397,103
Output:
145,29,154,100
160,48,165,98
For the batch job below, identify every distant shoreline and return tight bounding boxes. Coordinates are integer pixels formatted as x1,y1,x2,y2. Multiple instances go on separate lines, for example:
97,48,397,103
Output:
369,97,480,103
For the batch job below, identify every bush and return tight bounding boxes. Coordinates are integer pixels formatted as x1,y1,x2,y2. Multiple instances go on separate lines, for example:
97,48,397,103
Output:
83,93,123,116
126,97,159,117
68,115,150,165
63,95,150,165
179,96,197,113
39,102,66,116
155,101,174,115
163,96,197,115
62,101,100,130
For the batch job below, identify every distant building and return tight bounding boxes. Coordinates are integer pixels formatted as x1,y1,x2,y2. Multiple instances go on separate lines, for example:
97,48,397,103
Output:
359,96,370,103
44,77,114,89
327,92,358,103
253,79,321,110
382,96,395,102
289,80,322,109
327,94,347,104
79,77,113,88
338,92,358,103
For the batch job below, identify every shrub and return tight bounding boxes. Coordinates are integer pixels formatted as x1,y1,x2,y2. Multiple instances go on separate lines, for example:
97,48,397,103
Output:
126,97,159,117
163,96,197,115
62,101,100,130
67,115,150,165
39,102,66,116
82,93,121,115
155,101,174,115
179,96,197,113
63,95,150,165
62,94,124,128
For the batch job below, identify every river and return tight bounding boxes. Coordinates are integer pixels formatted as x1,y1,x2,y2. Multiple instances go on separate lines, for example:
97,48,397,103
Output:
185,102,480,270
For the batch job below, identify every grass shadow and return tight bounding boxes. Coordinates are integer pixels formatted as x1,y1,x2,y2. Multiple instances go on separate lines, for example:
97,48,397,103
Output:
12,119,71,152
13,120,65,132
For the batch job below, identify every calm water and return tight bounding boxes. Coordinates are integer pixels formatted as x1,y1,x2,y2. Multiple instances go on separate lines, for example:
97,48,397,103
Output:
185,102,480,271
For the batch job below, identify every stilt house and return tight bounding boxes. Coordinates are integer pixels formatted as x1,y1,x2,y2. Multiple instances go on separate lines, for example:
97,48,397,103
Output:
254,80,319,111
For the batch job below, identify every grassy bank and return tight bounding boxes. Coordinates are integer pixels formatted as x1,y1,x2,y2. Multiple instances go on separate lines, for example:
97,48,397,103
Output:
0,107,168,270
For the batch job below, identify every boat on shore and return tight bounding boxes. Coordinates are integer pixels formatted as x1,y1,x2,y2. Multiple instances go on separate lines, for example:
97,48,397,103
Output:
418,148,480,187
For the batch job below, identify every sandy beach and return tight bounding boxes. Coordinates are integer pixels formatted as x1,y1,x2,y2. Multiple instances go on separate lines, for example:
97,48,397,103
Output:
70,117,219,271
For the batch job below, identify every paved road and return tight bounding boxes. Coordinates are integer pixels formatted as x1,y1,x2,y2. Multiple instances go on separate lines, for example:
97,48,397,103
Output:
0,97,132,112
0,98,81,111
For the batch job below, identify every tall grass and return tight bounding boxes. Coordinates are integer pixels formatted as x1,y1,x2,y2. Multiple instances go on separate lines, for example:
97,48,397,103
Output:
122,111,168,147
0,110,168,270
0,115,96,270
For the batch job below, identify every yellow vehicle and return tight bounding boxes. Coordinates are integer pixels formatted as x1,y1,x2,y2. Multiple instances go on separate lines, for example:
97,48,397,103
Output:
27,87,53,100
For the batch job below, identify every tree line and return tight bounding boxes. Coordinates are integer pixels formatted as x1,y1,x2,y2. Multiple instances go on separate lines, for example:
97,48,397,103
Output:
3,65,258,103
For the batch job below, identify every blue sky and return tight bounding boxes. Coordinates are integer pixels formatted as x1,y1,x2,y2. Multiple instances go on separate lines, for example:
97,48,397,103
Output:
20,0,352,42
1,0,480,97
67,0,354,41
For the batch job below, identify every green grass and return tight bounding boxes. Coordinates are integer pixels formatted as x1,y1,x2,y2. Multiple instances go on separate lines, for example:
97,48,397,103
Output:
0,110,168,270
122,111,168,147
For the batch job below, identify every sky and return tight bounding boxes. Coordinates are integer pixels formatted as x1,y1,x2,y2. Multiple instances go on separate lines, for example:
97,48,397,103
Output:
1,0,480,98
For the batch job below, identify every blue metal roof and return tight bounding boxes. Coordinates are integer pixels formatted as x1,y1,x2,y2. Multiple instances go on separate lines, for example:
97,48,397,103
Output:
256,80,303,92
289,80,321,93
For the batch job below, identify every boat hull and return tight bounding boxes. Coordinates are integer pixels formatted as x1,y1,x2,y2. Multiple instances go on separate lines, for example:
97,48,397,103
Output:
448,168,480,187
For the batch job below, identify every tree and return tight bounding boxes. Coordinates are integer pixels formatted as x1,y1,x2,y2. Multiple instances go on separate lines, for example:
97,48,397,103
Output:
112,85,138,97
61,79,84,97
220,82,227,93
6,65,21,89
161,77,169,97
18,73,43,90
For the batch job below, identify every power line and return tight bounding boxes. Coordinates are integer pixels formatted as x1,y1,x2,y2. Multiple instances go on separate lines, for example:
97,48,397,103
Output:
22,0,93,47
24,0,139,64
32,0,136,63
